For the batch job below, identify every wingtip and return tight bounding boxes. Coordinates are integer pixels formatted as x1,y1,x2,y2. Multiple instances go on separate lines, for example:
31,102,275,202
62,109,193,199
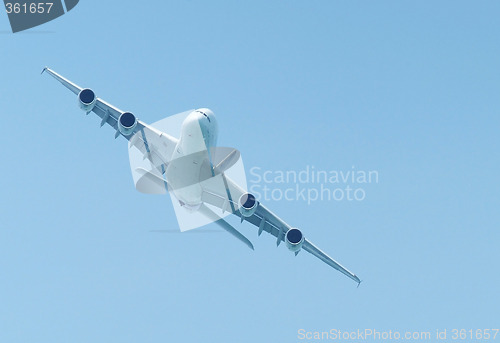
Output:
41,66,48,75
357,279,362,288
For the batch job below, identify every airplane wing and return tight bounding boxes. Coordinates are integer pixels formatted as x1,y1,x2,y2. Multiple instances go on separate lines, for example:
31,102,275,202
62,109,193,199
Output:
42,67,178,171
201,173,362,285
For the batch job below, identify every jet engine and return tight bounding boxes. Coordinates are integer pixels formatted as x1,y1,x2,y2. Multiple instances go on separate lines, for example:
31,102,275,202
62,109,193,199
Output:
78,88,96,112
118,112,138,136
285,228,304,253
238,193,258,217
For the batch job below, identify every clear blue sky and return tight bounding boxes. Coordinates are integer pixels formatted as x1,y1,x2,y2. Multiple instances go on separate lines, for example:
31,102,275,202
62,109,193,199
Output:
1,1,499,342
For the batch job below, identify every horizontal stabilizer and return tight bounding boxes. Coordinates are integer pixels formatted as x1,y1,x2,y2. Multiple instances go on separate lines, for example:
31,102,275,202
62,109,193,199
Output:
135,167,168,194
212,148,240,174
199,204,254,250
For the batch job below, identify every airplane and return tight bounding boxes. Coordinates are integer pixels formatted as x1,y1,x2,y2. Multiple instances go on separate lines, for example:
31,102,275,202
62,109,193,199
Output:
42,67,362,286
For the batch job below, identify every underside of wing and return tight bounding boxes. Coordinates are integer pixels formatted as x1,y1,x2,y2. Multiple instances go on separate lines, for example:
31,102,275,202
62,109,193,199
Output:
43,67,179,191
201,173,361,285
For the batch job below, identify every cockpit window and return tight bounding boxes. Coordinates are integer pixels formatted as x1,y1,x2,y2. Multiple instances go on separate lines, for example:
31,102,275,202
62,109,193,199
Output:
195,110,211,122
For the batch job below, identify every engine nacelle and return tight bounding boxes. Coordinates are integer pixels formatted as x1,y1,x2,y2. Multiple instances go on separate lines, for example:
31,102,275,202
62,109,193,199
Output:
285,228,304,253
78,88,97,112
118,112,138,136
238,193,258,217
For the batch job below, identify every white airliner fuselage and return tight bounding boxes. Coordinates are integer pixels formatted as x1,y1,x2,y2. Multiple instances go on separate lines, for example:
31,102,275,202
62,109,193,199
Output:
166,108,218,210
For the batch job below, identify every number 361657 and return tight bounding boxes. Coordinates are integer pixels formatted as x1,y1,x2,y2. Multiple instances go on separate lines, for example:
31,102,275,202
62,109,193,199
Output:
5,3,54,14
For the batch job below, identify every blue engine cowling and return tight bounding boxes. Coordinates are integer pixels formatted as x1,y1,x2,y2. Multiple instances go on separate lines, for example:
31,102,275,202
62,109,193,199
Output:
238,193,258,217
285,228,304,252
78,88,96,112
118,112,138,136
